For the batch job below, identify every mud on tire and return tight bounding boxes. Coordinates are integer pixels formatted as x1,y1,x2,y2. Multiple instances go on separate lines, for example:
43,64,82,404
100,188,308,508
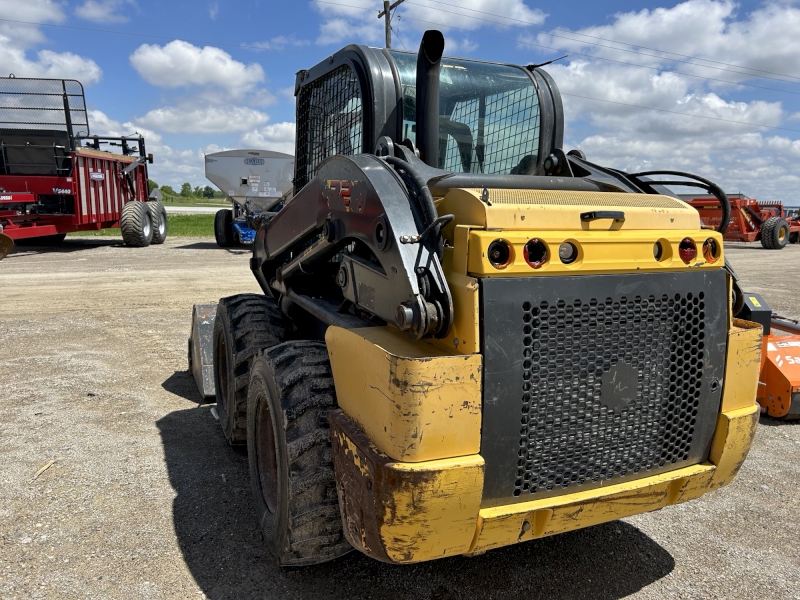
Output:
247,341,351,566
120,201,153,247
213,294,287,444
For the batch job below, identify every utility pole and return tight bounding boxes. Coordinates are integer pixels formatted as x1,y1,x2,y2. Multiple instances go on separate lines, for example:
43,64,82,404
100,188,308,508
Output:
378,0,405,49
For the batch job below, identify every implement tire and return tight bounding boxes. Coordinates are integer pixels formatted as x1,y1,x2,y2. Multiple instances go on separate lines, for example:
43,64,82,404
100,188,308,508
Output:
760,217,790,250
247,341,351,566
120,201,153,247
214,208,235,248
213,294,287,445
147,201,168,244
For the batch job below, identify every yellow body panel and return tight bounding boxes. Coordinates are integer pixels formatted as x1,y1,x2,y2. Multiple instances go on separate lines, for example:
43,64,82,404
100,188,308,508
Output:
721,319,764,412
437,188,702,234
330,410,484,563
325,326,482,462
468,229,724,277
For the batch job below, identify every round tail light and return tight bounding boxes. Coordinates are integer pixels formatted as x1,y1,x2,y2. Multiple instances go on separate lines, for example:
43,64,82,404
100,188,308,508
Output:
702,238,720,263
487,239,513,269
524,239,549,269
678,238,697,263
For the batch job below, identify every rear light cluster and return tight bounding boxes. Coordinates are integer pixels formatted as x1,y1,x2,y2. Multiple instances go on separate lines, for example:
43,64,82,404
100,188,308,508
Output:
487,237,720,270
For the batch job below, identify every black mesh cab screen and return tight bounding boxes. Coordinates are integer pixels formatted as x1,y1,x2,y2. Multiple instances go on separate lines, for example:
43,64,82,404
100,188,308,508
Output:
479,270,727,507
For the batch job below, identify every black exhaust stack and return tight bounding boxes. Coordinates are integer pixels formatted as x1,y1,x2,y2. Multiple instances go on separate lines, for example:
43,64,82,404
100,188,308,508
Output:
415,30,444,168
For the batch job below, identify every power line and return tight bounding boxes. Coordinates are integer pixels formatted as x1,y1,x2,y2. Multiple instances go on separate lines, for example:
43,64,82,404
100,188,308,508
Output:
378,0,405,49
316,1,800,97
318,0,800,87
408,0,800,83
560,93,800,134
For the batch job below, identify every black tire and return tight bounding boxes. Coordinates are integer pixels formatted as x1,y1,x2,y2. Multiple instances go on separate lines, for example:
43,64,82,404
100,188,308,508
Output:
213,294,287,444
147,201,168,244
760,217,790,250
120,201,153,247
247,341,351,566
15,233,67,246
790,231,799,244
214,209,235,248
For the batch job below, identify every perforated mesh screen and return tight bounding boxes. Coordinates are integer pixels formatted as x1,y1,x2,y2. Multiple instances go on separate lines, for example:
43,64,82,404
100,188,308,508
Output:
0,78,89,136
294,66,363,189
515,292,706,496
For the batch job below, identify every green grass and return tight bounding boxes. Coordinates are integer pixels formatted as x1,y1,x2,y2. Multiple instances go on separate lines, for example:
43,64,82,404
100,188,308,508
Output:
68,214,215,237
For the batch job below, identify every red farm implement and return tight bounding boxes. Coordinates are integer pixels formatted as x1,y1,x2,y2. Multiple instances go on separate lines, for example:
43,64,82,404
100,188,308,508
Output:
685,194,800,250
0,76,167,247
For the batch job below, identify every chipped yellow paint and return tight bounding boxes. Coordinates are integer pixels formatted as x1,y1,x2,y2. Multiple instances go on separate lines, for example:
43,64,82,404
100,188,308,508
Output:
467,229,724,277
378,455,485,563
468,464,715,554
326,326,482,462
721,319,763,412
708,404,760,489
437,188,703,234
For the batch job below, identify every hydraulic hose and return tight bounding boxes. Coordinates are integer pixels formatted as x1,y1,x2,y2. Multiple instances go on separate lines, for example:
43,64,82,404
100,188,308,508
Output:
384,156,444,257
627,170,731,235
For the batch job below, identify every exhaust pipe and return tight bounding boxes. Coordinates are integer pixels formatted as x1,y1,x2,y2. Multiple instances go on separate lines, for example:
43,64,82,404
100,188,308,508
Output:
415,30,445,168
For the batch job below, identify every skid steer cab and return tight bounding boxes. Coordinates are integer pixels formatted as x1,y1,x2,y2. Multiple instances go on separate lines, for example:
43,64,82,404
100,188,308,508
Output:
189,31,763,566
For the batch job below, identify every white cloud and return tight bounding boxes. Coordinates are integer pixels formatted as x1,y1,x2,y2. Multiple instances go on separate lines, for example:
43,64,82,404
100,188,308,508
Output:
252,36,309,50
311,0,545,48
0,39,102,84
511,0,800,201
89,109,211,188
134,106,270,134
209,1,219,20
129,40,266,101
238,122,296,155
75,0,137,24
0,1,66,47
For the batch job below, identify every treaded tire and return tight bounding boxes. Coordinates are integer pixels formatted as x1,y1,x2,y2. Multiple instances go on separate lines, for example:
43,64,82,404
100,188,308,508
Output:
760,217,790,250
247,341,351,566
15,233,67,246
147,201,168,244
214,208,235,248
213,294,287,444
789,231,799,244
120,201,153,247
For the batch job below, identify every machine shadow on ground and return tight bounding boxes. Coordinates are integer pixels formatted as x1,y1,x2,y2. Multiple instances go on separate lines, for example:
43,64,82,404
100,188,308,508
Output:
6,239,121,257
158,373,675,600
174,242,251,254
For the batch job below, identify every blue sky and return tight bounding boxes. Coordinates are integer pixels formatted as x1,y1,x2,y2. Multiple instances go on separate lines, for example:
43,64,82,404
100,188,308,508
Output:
2,0,799,200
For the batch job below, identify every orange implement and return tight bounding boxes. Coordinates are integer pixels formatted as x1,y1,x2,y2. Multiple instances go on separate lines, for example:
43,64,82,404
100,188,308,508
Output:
759,320,800,419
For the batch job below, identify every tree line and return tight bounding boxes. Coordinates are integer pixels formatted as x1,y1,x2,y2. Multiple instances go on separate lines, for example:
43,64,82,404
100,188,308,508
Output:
147,180,226,201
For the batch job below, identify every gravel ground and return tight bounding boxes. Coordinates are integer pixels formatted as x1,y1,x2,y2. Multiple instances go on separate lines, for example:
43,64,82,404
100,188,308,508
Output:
0,237,798,600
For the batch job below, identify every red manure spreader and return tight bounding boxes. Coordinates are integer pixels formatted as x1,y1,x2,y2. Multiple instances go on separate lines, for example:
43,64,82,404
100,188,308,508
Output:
685,193,799,250
0,76,166,247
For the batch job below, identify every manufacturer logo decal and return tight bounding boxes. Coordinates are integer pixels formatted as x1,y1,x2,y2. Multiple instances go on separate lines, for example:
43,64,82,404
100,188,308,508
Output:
326,179,363,213
599,362,639,412
53,188,71,194
244,158,265,165
0,195,11,201
90,172,104,181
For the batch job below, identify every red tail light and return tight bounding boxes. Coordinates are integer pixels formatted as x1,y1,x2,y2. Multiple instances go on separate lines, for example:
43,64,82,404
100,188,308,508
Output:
678,238,697,263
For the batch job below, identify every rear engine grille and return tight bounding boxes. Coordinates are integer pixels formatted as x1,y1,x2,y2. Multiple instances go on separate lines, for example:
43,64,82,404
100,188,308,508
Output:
517,293,704,496
479,272,726,506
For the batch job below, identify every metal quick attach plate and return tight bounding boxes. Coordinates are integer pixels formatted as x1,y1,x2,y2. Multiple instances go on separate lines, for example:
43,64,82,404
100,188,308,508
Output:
479,270,727,507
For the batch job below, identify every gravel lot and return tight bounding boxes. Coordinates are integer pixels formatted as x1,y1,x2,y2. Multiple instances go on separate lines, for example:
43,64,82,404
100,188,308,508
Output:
1,237,798,600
